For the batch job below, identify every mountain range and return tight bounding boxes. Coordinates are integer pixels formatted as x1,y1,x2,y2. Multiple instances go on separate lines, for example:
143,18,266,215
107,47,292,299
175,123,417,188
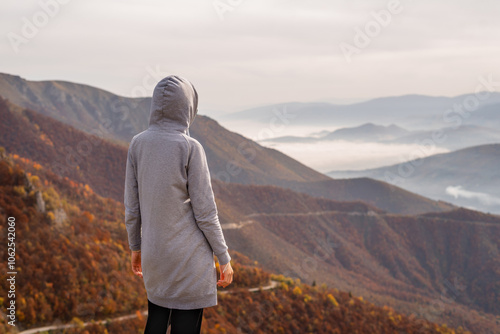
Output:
1,72,499,333
260,122,500,151
220,93,500,130
0,73,454,216
328,143,500,214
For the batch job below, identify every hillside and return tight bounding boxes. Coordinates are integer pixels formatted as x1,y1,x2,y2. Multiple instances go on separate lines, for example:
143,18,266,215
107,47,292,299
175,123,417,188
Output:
0,96,456,215
28,276,472,334
0,72,150,143
4,145,499,333
327,143,500,214
0,150,148,331
280,178,455,215
189,115,331,184
0,96,327,201
0,97,127,201
214,182,500,333
0,151,469,334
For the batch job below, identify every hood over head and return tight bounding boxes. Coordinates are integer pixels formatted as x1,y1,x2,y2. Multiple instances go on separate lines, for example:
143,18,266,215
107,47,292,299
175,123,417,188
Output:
148,75,198,135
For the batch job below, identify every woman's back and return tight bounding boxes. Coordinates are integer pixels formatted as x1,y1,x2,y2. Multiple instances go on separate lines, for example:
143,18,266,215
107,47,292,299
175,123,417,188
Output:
124,76,231,310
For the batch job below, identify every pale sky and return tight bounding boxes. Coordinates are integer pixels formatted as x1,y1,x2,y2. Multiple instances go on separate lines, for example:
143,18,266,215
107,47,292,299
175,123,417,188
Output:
1,0,500,115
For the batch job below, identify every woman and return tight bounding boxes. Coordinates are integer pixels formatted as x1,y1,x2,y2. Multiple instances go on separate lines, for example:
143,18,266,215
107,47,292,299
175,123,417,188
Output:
124,75,234,334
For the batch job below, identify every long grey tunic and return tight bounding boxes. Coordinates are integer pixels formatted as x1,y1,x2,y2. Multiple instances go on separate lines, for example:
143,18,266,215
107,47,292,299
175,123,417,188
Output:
124,75,231,310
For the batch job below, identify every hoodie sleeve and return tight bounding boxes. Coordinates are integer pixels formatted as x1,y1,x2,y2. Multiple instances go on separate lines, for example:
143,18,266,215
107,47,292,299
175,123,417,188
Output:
124,139,142,252
187,139,231,265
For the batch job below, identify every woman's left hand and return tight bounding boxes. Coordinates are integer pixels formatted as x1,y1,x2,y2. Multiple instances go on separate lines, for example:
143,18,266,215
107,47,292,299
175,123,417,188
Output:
217,261,233,288
131,251,143,278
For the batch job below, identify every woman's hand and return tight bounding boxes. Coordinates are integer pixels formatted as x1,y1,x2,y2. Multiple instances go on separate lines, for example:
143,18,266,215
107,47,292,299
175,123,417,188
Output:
217,261,233,288
131,251,143,278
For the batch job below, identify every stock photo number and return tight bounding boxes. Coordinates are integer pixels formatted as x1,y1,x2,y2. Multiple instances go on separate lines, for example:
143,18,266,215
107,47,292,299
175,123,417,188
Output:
6,216,17,326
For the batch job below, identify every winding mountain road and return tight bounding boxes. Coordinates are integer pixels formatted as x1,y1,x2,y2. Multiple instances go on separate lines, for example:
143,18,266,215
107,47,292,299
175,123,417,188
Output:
221,210,380,229
18,280,279,334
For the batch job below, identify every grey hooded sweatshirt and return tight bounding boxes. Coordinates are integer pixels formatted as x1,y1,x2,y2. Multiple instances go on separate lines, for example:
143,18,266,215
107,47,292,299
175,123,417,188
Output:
124,75,231,310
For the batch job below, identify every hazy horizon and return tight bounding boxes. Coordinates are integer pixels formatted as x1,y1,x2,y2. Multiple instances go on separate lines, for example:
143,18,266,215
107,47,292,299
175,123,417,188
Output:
2,0,500,114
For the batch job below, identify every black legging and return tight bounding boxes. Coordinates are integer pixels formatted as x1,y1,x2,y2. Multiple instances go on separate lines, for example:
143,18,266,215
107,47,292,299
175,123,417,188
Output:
144,299,204,334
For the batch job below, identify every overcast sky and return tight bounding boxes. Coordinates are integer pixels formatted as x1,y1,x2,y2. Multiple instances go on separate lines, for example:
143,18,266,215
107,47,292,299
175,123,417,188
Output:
1,0,499,115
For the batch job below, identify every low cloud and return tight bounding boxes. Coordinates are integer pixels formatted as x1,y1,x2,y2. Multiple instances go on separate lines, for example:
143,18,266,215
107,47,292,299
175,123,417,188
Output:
446,185,500,206
261,139,449,173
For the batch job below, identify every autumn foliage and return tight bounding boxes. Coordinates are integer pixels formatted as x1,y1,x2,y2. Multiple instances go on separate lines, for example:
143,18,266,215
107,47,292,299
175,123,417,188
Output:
0,150,469,333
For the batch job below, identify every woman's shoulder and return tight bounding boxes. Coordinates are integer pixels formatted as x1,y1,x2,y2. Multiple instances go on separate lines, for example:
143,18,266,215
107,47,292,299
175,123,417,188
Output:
181,133,204,150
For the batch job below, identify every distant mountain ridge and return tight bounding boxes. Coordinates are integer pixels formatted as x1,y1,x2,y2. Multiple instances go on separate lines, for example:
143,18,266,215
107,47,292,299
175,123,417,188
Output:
328,143,500,214
260,122,500,151
0,96,456,215
261,122,410,143
0,72,151,143
323,122,409,141
380,124,500,150
4,72,500,140
222,93,500,130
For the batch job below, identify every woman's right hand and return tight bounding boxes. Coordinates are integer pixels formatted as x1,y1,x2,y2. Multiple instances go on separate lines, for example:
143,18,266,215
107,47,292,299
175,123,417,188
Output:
217,262,233,288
